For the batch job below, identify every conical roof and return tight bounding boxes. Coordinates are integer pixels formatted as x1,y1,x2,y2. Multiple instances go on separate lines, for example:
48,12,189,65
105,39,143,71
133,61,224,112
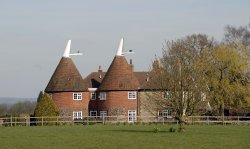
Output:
45,40,85,92
45,57,86,92
98,56,140,91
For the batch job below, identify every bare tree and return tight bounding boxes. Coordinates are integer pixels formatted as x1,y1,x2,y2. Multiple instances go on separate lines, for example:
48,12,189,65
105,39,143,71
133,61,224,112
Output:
224,23,250,49
151,34,214,132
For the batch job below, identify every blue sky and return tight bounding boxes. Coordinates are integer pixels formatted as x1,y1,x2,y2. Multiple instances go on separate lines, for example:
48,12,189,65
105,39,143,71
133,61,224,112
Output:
0,0,250,98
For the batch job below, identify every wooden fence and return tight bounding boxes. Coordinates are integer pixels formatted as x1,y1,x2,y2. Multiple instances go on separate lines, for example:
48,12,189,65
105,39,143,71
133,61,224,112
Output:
0,116,250,127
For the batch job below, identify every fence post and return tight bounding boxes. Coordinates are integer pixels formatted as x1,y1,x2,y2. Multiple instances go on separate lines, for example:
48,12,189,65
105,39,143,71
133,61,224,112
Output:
207,116,209,125
237,116,239,125
42,116,43,126
222,115,225,126
10,116,13,127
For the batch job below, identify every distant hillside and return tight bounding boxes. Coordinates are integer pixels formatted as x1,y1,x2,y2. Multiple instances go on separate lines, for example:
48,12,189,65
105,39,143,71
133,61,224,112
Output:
0,97,36,104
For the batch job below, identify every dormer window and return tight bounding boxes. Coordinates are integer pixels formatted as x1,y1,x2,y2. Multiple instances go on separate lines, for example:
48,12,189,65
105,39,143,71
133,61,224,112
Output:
128,92,136,99
73,93,82,100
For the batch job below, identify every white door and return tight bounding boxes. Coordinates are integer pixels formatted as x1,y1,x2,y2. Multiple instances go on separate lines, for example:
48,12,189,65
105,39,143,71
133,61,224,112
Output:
128,110,136,122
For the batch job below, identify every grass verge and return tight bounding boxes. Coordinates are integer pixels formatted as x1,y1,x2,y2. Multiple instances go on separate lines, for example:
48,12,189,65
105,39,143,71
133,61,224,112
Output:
0,124,249,149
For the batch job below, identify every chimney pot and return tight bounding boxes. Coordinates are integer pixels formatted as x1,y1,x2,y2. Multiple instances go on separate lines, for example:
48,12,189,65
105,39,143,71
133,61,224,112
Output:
98,65,102,72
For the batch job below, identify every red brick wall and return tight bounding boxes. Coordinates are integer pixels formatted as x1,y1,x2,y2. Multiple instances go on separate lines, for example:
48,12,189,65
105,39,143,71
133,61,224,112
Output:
89,92,98,110
50,92,89,116
97,91,138,116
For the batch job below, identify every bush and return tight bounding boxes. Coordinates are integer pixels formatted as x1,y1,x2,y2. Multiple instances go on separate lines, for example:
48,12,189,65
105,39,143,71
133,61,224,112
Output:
154,127,160,133
169,127,176,132
34,92,59,125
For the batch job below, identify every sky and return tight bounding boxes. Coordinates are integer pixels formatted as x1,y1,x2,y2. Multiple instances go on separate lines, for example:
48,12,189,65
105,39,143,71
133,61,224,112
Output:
0,0,250,98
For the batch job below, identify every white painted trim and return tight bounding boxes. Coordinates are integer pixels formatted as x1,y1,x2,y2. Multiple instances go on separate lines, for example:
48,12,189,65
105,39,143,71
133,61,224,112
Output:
99,92,106,100
63,40,71,57
90,92,96,100
128,91,137,99
90,110,97,117
73,111,82,119
128,110,137,122
88,88,97,91
116,38,124,56
100,111,107,117
73,92,82,100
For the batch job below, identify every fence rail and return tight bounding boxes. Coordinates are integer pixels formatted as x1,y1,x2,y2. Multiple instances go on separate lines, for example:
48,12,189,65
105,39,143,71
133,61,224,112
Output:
0,116,250,127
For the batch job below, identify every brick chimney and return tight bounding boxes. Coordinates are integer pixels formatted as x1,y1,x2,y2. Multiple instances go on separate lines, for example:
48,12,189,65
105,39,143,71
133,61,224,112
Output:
98,65,102,73
98,65,103,78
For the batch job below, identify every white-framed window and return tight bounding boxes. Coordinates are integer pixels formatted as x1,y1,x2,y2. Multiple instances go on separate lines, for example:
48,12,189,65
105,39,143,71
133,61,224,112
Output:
73,111,82,119
128,92,136,99
90,111,97,117
99,92,106,100
128,110,137,122
73,93,82,100
91,92,96,100
182,91,189,100
201,92,206,101
163,91,170,99
158,109,171,117
100,111,107,117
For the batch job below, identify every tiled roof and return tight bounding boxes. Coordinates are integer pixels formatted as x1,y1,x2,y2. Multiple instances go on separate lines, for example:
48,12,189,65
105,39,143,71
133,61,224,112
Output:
83,71,163,90
134,71,163,90
98,56,140,91
83,72,106,89
45,57,86,92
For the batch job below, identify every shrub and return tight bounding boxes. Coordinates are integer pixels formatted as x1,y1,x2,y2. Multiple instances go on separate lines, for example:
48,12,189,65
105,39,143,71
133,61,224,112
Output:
154,127,160,133
169,127,176,132
34,91,59,125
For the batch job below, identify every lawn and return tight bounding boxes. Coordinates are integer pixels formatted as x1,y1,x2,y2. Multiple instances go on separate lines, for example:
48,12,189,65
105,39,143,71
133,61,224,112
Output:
0,124,249,149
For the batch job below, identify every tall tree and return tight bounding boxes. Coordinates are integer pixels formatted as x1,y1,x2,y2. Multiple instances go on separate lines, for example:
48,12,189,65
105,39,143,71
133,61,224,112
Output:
200,45,250,116
224,24,250,47
158,34,213,132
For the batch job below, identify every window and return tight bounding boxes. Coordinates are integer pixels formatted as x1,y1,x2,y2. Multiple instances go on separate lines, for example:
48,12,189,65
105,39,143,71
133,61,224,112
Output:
163,91,170,99
128,92,136,99
99,92,106,100
73,111,82,119
183,91,188,100
73,93,82,100
128,110,137,122
100,111,107,117
159,109,171,117
91,92,96,100
201,92,206,101
90,111,97,117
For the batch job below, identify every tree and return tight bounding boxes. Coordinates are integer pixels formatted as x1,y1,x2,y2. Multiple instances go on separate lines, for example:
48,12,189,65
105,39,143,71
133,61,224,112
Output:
34,91,59,125
199,45,250,116
156,34,214,132
224,24,250,47
8,101,37,115
0,101,36,116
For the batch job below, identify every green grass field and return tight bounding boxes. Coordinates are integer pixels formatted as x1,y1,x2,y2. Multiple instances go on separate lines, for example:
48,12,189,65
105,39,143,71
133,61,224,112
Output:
0,124,249,149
